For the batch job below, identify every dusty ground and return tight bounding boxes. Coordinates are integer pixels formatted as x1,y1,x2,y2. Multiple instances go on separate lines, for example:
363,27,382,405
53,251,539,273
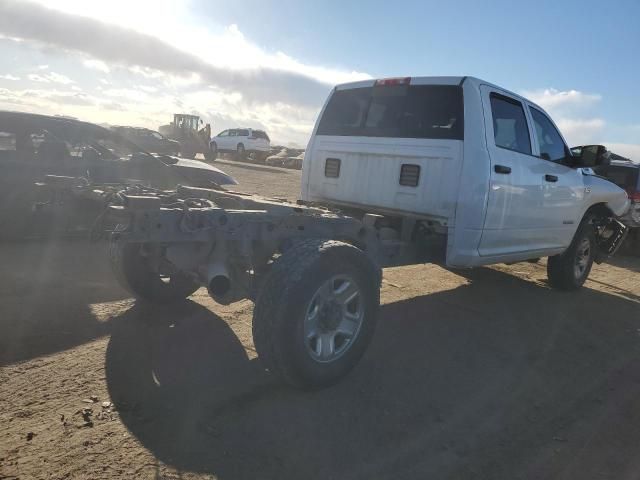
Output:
1,159,640,480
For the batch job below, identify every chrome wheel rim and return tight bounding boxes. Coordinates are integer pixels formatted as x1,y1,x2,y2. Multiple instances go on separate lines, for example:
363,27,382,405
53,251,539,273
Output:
303,275,364,363
574,237,592,279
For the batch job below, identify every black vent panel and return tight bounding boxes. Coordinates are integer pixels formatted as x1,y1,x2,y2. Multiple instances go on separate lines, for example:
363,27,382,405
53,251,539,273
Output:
399,164,420,187
324,158,341,178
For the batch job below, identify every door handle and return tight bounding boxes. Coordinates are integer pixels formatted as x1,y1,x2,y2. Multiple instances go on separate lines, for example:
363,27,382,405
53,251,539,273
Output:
545,174,558,183
494,165,511,174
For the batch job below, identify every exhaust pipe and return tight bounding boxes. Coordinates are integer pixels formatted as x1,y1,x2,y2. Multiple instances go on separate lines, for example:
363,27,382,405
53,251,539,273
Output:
204,263,235,304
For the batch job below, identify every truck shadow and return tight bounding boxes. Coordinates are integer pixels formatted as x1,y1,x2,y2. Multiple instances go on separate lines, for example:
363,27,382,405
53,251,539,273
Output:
0,238,130,365
105,267,640,480
608,254,640,274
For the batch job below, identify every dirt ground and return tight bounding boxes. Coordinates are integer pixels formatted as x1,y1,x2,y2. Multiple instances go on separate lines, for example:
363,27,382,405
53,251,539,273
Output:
2,160,640,480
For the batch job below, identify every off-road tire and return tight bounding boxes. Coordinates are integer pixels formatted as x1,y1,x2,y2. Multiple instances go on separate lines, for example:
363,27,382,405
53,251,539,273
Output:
252,239,381,390
547,218,596,291
109,236,200,303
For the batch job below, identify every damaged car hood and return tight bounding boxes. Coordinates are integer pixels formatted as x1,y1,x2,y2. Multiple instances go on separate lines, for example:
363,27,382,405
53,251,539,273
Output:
160,155,238,186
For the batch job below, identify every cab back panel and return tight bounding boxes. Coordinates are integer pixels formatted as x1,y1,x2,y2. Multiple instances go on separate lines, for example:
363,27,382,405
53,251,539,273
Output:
303,82,464,220
305,137,463,219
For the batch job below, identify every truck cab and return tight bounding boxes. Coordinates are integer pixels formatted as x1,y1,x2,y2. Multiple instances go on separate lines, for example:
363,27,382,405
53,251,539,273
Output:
302,76,629,270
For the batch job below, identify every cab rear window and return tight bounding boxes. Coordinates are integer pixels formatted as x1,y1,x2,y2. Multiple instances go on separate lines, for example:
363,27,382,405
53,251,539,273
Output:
316,84,463,140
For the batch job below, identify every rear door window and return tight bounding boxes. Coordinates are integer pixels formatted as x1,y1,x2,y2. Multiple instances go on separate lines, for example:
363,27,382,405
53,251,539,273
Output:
237,129,249,137
490,94,532,155
317,84,463,140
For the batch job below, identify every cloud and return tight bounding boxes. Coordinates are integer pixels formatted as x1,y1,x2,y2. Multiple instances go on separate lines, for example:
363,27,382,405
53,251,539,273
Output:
523,88,601,111
0,0,374,143
522,87,609,146
0,74,20,80
0,87,95,107
555,118,606,146
82,59,110,73
604,143,640,163
0,0,340,108
27,71,75,84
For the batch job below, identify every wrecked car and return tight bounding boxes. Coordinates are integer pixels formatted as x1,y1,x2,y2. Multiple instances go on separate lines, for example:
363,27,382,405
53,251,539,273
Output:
110,126,180,156
0,111,237,237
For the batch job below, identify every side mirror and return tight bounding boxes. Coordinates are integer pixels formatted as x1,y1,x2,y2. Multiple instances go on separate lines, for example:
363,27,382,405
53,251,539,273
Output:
571,145,610,168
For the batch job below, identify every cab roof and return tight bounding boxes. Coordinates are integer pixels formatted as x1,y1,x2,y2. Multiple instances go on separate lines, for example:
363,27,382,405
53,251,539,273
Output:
334,76,544,113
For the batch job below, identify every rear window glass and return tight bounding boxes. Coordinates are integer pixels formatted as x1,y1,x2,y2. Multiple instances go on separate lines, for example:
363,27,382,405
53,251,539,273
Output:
317,85,464,140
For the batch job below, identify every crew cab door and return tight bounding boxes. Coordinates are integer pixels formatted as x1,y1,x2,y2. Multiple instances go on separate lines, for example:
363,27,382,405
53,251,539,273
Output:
478,86,553,256
526,104,585,248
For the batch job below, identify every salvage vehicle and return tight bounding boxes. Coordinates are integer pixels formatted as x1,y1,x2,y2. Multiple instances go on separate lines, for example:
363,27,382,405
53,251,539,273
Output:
158,113,214,160
0,111,236,237
590,151,640,248
39,77,630,390
210,128,271,162
111,126,180,156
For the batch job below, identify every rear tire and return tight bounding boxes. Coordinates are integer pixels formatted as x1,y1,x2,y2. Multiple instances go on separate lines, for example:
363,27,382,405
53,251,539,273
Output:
547,218,596,291
252,239,381,390
109,236,200,303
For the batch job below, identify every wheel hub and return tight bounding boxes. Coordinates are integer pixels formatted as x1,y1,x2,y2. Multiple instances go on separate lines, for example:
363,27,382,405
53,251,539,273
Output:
318,301,342,331
303,275,365,363
574,237,592,278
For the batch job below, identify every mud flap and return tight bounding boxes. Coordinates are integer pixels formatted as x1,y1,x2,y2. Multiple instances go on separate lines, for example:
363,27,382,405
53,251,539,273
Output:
594,218,628,263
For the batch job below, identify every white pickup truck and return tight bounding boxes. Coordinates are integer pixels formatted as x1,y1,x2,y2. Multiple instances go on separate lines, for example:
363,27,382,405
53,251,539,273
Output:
303,76,629,287
43,76,631,390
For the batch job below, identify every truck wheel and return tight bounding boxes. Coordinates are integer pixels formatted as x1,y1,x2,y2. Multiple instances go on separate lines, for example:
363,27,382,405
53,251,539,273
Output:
109,238,200,303
252,239,381,390
547,218,596,291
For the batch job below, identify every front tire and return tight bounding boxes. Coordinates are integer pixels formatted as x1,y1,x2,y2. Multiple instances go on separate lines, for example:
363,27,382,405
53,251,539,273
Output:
109,237,200,303
547,218,596,291
252,239,381,390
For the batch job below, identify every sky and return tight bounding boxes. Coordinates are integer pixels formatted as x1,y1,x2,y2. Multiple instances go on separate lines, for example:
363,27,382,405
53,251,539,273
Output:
0,0,638,157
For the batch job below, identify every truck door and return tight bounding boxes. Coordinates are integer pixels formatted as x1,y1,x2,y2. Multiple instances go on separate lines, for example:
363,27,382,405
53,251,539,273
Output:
478,86,553,256
527,105,585,248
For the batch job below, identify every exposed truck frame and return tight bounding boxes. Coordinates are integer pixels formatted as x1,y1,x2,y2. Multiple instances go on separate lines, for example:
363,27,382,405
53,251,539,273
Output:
37,172,628,390
33,76,633,390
